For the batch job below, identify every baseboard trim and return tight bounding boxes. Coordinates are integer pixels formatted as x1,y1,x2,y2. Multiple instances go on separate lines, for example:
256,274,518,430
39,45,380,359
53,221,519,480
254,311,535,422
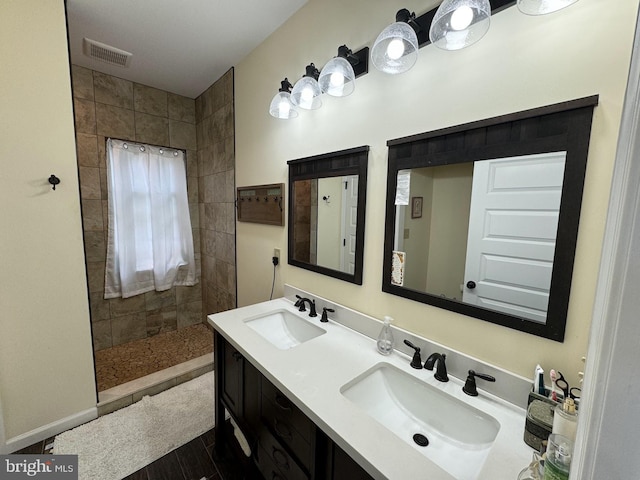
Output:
0,407,98,454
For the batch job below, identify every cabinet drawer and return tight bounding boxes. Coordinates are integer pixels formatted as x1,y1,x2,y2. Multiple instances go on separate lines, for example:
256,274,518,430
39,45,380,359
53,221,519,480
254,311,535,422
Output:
262,396,312,469
262,377,314,442
257,429,309,480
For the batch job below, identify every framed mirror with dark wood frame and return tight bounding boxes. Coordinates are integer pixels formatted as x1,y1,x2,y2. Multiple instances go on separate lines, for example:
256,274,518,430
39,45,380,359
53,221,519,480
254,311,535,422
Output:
382,97,598,341
288,146,369,284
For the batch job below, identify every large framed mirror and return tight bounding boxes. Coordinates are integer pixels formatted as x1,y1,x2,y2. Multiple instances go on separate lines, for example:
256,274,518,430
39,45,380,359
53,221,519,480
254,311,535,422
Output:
288,146,369,284
382,97,598,341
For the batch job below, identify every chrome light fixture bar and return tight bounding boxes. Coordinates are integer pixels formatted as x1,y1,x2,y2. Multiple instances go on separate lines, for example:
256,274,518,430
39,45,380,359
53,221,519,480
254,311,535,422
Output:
517,0,579,15
269,78,298,119
319,45,369,97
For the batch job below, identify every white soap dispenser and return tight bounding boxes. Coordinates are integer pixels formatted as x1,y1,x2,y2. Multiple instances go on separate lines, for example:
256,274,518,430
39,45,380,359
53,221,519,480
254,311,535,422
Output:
377,316,395,355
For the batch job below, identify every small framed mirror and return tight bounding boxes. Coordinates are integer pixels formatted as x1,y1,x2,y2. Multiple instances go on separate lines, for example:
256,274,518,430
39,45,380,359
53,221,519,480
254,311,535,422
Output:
382,97,598,341
288,146,369,284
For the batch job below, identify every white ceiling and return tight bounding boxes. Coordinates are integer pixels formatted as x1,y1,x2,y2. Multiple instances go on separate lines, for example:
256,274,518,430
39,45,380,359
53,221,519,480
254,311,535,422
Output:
66,0,308,99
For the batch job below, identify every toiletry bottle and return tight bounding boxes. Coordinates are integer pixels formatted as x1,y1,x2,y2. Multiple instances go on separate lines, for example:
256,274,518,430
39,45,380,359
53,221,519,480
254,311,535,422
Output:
376,316,394,355
544,434,573,480
517,452,543,480
552,398,578,442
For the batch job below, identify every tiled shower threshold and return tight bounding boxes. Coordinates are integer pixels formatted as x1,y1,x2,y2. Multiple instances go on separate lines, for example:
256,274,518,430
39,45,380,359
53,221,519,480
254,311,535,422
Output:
97,353,214,416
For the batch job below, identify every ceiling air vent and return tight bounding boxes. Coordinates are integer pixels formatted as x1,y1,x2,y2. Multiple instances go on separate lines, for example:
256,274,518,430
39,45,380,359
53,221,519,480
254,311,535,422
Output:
83,38,132,68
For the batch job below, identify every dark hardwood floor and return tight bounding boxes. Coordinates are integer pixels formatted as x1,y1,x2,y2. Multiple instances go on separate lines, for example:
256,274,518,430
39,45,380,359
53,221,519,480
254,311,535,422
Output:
15,426,259,480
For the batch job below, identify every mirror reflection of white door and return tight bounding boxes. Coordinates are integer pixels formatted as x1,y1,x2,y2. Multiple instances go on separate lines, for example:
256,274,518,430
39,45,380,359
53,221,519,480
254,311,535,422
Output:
463,152,566,323
341,175,358,274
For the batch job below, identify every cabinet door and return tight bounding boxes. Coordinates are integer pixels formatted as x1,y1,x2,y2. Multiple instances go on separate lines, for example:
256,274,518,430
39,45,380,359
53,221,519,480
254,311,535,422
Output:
221,337,243,419
327,441,374,480
243,355,262,438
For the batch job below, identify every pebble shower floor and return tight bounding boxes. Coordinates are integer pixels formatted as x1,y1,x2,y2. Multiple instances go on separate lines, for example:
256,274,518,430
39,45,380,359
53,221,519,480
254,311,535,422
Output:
94,323,213,391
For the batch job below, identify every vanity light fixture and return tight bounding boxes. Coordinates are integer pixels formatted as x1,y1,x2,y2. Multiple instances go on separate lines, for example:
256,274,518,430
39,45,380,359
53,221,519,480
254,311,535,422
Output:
269,78,298,119
429,0,492,51
290,63,322,110
319,45,365,97
371,9,420,75
516,0,579,15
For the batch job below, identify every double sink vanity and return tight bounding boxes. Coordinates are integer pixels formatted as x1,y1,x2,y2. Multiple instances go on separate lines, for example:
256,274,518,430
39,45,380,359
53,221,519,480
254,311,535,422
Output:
208,286,533,480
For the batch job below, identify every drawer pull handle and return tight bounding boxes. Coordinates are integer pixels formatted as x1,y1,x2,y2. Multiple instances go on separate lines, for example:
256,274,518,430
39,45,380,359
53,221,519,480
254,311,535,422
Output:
272,447,290,470
274,394,291,411
274,419,293,440
232,351,243,361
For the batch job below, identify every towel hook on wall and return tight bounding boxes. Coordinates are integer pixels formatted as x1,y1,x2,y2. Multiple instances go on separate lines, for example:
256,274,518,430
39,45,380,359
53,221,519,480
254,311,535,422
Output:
48,174,60,191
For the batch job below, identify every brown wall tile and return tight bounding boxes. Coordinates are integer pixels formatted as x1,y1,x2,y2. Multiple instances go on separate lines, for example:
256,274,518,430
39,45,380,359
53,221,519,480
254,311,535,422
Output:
92,320,112,351
177,301,203,329
96,103,135,139
82,199,104,231
74,98,96,134
79,166,101,199
169,120,197,150
134,111,169,145
134,83,168,117
94,72,133,109
84,230,106,262
144,288,176,311
110,295,146,318
76,133,99,167
72,65,94,101
146,307,177,336
111,312,147,345
168,93,196,124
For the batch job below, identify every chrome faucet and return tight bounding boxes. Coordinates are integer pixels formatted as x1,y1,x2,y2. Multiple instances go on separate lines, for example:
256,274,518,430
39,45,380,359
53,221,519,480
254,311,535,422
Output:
424,353,449,382
296,297,317,317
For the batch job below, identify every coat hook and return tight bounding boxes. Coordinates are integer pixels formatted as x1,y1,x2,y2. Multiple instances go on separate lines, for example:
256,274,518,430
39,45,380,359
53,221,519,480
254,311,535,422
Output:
48,174,60,191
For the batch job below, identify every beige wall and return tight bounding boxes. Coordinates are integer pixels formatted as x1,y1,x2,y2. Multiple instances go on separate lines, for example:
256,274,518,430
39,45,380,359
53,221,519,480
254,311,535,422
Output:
235,0,639,385
0,0,96,441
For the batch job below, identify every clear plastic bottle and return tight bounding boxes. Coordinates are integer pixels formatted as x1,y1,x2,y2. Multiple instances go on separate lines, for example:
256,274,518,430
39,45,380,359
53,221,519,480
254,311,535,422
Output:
376,316,395,355
517,452,543,480
544,434,573,480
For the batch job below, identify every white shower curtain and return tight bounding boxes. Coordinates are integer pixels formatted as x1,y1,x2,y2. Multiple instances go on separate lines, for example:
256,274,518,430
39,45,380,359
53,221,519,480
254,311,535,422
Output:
104,138,196,299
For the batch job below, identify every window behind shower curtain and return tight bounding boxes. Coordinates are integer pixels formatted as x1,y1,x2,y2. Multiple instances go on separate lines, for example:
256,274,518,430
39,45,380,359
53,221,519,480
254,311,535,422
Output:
104,138,197,299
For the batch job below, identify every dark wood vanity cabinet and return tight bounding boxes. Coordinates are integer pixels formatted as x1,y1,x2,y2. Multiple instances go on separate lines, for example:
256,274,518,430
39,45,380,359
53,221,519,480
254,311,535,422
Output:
214,332,374,480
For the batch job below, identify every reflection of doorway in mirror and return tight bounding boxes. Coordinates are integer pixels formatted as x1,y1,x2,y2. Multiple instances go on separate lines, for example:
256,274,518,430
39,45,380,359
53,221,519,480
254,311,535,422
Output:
463,152,566,323
316,176,358,273
341,176,358,274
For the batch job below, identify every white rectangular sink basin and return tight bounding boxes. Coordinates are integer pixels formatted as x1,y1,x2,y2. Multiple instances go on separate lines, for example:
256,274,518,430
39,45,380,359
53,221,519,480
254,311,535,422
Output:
340,363,500,480
244,309,326,350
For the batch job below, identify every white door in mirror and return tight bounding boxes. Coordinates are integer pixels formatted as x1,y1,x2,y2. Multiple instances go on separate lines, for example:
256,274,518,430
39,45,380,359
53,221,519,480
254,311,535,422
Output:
463,152,566,322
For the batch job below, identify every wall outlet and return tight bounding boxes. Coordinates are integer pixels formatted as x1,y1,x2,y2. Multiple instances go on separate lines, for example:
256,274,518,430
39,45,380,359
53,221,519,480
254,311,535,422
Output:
273,248,280,260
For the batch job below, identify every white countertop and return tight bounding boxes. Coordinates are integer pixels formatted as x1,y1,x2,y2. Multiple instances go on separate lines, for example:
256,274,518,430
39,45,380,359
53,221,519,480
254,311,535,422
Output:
208,297,533,480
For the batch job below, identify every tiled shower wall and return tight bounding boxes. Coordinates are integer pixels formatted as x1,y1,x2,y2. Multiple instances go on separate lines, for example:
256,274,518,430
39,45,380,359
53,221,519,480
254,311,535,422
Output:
195,69,237,315
71,66,203,351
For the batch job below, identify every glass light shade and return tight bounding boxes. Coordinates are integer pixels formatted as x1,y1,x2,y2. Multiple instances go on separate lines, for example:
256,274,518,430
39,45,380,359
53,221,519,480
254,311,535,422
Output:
269,91,298,119
318,57,356,97
429,0,492,51
517,0,579,15
371,21,419,75
290,76,322,110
